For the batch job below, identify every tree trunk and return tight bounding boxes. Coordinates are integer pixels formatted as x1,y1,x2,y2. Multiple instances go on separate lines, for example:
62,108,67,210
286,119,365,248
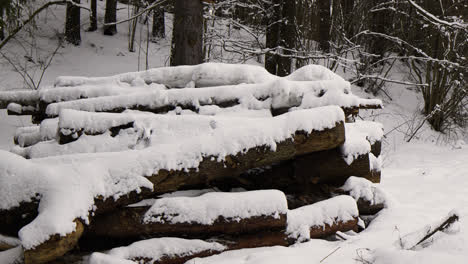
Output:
0,5,4,41
265,0,281,75
277,0,296,77
65,0,81,46
88,0,98,32
317,0,331,52
104,0,117,36
152,7,165,39
170,0,203,66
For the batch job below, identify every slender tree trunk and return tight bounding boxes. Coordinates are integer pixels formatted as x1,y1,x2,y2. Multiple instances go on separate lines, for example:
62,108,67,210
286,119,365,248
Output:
152,7,165,39
65,0,81,45
0,6,4,41
104,0,117,36
265,0,281,75
277,0,296,77
88,0,98,31
170,0,203,66
341,0,354,38
317,0,331,52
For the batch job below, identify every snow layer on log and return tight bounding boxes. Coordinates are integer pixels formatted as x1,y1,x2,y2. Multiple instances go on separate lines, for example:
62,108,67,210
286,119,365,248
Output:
53,63,343,89
128,189,217,208
286,195,358,242
0,247,23,264
0,90,39,108
143,190,287,225
89,238,226,264
39,83,166,103
340,177,388,208
341,121,383,165
0,150,153,250
0,235,20,250
44,78,379,117
0,107,343,249
11,131,141,159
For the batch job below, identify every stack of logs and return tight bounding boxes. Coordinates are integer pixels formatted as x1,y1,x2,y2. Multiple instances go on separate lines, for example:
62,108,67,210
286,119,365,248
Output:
0,64,384,264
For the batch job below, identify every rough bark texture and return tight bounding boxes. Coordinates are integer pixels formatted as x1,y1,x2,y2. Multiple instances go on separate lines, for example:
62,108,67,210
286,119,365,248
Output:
309,217,358,238
237,148,373,195
88,0,98,32
0,6,4,41
265,0,281,75
86,207,286,240
152,7,165,39
131,249,225,264
104,0,117,35
65,0,81,45
170,0,203,66
24,220,84,264
294,150,372,186
317,0,331,52
277,0,296,77
371,140,381,157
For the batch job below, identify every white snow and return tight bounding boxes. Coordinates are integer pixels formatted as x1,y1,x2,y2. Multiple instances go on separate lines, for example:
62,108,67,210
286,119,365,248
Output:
53,63,344,89
340,121,383,165
340,176,388,207
286,195,359,242
89,237,226,264
45,77,379,118
0,246,23,264
0,106,343,249
143,190,287,224
0,234,20,248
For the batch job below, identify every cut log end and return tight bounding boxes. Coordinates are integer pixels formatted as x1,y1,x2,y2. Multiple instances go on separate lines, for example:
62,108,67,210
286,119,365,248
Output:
24,220,84,264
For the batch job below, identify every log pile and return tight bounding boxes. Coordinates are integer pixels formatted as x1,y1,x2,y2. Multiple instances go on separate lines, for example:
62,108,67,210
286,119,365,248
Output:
0,63,385,264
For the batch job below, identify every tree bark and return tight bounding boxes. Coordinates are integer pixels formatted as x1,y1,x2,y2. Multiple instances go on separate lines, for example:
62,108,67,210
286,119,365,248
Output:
104,0,117,36
265,0,281,75
86,207,286,240
170,0,203,66
277,0,296,77
65,0,81,45
0,5,4,41
88,0,98,32
152,7,165,39
317,0,331,52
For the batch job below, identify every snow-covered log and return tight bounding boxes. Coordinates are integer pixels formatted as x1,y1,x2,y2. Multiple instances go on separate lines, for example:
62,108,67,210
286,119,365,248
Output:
0,235,20,251
41,79,381,120
0,63,346,110
86,190,287,240
0,107,346,262
53,63,344,88
338,176,388,215
287,195,359,242
23,220,84,264
12,107,345,160
88,237,227,264
0,90,38,109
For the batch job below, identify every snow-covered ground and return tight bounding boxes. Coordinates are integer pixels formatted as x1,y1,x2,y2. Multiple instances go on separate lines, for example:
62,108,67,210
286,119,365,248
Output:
1,2,467,264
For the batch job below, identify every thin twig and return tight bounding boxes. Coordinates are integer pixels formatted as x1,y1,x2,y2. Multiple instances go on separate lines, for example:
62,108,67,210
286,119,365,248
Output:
320,247,341,263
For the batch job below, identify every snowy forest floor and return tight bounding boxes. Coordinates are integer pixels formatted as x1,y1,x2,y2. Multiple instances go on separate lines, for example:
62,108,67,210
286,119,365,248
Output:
1,2,468,264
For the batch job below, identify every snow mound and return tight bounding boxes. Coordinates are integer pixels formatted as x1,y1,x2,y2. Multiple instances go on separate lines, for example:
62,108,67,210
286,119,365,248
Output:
143,190,287,225
341,121,383,165
340,176,388,206
53,63,343,89
89,237,226,264
287,195,358,242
